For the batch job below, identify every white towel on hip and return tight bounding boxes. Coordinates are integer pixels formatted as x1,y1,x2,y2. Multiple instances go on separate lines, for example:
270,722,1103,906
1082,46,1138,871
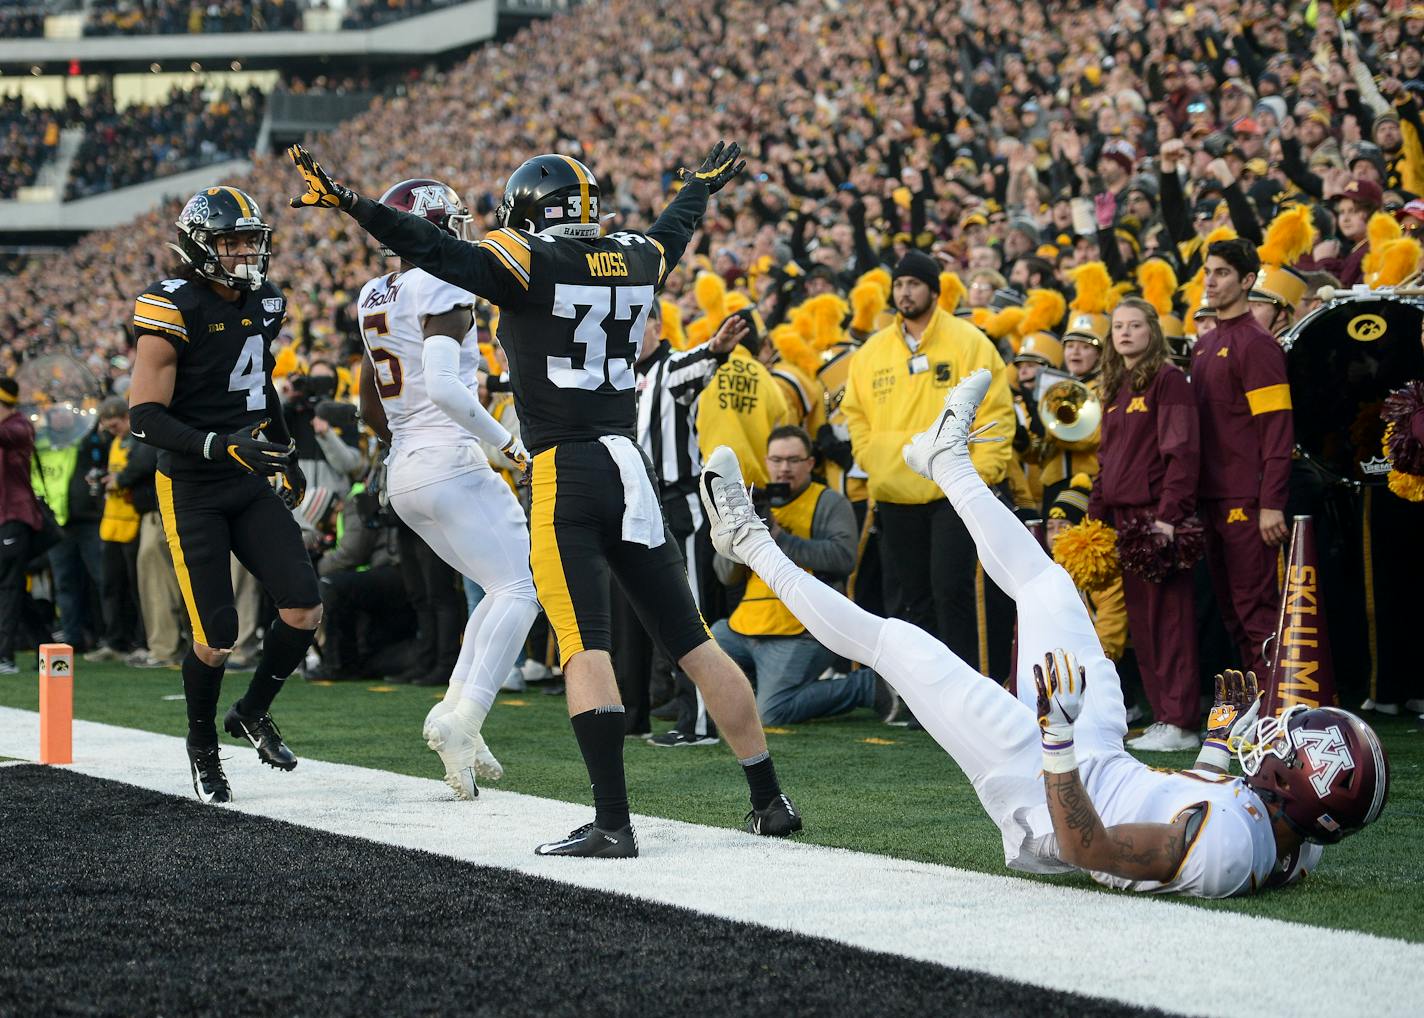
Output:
598,435,665,549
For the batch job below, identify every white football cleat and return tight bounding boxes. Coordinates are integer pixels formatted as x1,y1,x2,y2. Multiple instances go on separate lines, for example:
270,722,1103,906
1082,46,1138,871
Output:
902,367,1001,479
424,712,480,800
698,445,769,565
472,732,504,781
1128,722,1201,752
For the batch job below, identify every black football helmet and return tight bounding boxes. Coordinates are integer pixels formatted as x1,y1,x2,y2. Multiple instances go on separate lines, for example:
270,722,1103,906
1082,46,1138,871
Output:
173,185,272,291
495,154,600,239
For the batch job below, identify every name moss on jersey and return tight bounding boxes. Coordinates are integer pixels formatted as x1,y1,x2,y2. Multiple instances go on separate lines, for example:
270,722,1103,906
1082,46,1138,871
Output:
356,267,482,451
131,276,286,477
474,226,666,454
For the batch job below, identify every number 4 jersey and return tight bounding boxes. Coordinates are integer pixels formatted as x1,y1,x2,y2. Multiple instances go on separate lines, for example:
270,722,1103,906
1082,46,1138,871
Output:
349,179,710,454
132,275,286,478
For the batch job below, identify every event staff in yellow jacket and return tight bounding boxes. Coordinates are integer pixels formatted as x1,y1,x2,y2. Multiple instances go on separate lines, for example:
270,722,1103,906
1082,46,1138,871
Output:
696,313,788,487
840,252,1015,677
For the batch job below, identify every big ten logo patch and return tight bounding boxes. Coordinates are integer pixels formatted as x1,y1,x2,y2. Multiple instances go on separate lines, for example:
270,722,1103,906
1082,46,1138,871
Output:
717,358,762,413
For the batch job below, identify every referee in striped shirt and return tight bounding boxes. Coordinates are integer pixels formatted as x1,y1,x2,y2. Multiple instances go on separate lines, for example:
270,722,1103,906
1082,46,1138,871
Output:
613,304,747,744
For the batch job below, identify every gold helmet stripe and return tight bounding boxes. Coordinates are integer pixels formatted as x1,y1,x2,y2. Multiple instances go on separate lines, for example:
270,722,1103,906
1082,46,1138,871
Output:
557,156,591,223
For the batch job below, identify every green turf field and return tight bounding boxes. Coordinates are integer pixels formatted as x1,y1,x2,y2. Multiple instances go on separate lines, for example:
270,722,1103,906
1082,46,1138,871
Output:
2,653,1420,941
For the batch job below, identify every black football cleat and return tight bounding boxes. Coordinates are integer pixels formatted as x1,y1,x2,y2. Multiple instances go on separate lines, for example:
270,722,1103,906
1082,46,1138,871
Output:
535,822,639,858
745,793,803,837
187,743,233,804
224,706,298,771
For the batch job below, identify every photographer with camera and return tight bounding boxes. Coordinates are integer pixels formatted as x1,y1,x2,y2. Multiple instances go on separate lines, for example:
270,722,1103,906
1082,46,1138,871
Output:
282,360,365,545
709,426,888,725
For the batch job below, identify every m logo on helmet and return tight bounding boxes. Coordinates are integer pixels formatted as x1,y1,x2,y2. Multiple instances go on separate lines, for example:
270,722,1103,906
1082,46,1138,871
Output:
408,185,452,215
1292,724,1354,798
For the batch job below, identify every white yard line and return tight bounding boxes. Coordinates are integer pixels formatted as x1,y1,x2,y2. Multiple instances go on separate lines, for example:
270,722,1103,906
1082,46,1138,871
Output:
2,706,1418,1018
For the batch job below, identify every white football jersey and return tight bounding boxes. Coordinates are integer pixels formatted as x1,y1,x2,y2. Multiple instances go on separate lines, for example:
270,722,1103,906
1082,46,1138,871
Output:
357,267,483,454
1081,755,1281,897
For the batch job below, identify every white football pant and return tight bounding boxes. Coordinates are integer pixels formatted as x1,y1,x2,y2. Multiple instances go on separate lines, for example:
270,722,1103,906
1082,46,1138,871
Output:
391,465,539,715
739,447,1129,871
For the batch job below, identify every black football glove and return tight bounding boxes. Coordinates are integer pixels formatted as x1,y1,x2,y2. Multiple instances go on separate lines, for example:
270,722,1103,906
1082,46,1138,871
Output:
288,144,357,211
214,419,294,476
677,140,746,194
275,460,308,510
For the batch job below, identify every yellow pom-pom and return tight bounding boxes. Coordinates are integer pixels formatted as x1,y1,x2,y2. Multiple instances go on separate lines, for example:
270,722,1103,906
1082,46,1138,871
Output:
939,272,967,314
850,280,886,334
1052,518,1120,591
660,299,689,350
1257,205,1316,269
771,323,821,377
1136,258,1178,319
1020,288,1066,336
1388,470,1424,502
856,266,892,301
693,271,727,325
1068,262,1114,314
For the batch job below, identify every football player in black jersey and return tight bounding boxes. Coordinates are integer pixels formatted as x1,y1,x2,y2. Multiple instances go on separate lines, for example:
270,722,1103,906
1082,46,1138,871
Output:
127,185,323,803
289,142,802,856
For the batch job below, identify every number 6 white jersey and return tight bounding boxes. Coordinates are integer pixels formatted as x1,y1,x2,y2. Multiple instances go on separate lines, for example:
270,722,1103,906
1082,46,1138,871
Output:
357,266,486,453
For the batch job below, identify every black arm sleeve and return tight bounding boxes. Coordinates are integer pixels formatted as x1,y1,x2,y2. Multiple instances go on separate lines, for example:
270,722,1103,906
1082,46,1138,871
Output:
645,180,711,281
129,401,212,460
348,197,517,304
1159,170,1193,246
1096,225,1131,283
1279,137,1325,201
848,200,880,275
1221,180,1262,245
263,382,292,446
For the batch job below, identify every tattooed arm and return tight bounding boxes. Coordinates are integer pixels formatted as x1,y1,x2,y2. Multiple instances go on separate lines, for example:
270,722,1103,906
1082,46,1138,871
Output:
1035,649,1189,883
1043,769,1189,881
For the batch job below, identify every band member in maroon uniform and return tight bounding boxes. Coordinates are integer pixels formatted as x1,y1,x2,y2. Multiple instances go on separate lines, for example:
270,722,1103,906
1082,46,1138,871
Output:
1090,298,1201,752
1191,239,1292,680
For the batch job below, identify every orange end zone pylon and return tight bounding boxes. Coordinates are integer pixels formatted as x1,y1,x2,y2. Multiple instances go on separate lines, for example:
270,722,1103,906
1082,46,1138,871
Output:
39,643,74,764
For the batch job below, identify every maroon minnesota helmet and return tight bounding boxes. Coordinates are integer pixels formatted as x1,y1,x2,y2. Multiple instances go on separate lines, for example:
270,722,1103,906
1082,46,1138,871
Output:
376,178,473,255
1238,705,1390,845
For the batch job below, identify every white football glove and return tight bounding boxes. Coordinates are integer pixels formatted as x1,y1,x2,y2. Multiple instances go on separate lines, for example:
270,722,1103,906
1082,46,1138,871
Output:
1034,649,1086,773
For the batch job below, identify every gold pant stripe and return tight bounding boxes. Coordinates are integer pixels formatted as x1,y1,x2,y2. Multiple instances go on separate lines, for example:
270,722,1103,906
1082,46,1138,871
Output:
155,470,207,647
529,447,584,661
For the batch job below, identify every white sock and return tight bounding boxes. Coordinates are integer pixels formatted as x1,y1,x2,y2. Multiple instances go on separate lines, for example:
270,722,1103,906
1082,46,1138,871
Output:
453,697,489,732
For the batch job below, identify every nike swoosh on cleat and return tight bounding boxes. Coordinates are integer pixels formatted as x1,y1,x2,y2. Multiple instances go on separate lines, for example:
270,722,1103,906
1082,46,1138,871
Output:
131,428,146,439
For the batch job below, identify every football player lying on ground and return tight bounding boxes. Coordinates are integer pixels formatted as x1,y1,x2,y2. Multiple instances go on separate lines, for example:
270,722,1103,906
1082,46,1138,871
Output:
698,369,1390,897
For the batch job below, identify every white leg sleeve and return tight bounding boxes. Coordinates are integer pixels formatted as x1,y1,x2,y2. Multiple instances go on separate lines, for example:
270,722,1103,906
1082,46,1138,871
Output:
930,451,1055,599
393,470,539,714
741,535,1040,789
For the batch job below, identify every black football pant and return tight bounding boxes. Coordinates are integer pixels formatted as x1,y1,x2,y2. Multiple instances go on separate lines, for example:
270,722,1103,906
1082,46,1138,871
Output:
877,496,1014,681
0,521,36,661
100,538,143,652
396,522,463,682
155,471,320,650
320,564,412,676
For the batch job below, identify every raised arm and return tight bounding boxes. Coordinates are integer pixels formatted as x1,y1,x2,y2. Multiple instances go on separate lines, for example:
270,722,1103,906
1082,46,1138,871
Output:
288,144,522,306
646,140,746,283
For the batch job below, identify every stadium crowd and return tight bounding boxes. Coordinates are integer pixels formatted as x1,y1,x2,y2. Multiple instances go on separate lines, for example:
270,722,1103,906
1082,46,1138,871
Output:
3,0,1423,735
72,0,452,36
64,85,266,199
0,95,62,199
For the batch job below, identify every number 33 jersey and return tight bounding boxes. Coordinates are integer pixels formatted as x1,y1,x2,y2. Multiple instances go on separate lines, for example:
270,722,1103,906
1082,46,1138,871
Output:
356,266,482,454
131,276,286,478
477,227,665,453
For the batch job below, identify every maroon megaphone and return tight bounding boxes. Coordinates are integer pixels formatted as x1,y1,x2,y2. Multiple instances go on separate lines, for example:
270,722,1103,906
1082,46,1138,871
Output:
1263,515,1338,715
